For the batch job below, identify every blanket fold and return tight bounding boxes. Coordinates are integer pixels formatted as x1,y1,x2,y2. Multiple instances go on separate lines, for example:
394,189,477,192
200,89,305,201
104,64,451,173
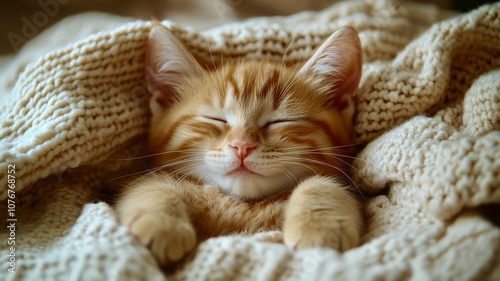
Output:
1,1,499,280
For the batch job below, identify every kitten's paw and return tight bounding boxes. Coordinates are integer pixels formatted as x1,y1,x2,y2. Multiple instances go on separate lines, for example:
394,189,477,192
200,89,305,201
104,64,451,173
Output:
128,213,196,265
283,176,362,252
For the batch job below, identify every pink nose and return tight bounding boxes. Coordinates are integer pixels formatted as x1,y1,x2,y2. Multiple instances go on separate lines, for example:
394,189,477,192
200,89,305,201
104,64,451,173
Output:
230,140,258,160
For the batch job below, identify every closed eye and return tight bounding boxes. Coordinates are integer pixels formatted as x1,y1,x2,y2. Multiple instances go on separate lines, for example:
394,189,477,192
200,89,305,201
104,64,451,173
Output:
264,119,298,128
202,116,227,124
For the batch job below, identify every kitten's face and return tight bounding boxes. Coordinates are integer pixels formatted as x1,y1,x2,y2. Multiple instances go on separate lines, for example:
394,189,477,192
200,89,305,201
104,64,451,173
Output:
145,26,362,200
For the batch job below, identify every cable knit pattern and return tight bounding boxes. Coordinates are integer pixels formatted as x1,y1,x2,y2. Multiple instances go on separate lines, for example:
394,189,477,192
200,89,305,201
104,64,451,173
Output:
0,1,499,280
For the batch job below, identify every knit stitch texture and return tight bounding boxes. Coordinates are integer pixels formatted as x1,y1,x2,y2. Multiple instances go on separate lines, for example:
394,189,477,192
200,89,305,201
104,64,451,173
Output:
0,1,499,280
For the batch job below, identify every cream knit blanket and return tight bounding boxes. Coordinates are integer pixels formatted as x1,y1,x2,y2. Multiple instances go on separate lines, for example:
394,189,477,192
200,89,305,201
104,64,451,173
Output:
1,0,499,280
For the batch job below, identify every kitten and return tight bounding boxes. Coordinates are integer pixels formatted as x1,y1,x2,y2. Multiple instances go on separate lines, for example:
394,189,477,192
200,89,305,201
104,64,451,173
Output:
115,25,363,265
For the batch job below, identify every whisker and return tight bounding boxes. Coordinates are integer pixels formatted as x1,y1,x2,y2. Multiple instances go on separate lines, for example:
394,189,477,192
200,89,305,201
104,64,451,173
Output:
282,74,308,96
197,169,214,186
164,161,201,182
311,153,366,162
156,156,203,170
176,166,200,183
207,38,227,97
324,154,358,172
134,156,203,178
273,167,300,186
107,149,204,161
105,160,171,183
217,49,227,95
280,152,359,171
280,161,318,176
271,145,366,165
207,38,218,71
280,156,365,200
206,66,225,95
105,169,153,183
281,52,304,95
279,143,362,151
280,151,365,163
279,34,297,82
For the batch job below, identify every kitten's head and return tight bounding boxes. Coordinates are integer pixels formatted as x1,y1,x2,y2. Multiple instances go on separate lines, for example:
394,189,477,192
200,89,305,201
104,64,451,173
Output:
145,25,362,200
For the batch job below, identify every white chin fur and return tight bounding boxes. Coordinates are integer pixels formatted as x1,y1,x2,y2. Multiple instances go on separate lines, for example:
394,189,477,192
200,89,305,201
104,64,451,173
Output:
192,166,297,200
212,173,294,200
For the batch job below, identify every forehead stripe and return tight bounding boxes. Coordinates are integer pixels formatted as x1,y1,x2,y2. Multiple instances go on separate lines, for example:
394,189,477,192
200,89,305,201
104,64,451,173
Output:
227,70,240,100
259,69,279,100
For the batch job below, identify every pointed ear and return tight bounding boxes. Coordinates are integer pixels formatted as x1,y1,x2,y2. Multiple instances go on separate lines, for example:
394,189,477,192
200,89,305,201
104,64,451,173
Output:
298,27,362,108
145,25,204,116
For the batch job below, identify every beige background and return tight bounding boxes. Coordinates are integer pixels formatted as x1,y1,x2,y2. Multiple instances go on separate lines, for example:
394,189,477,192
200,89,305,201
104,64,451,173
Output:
0,0,455,56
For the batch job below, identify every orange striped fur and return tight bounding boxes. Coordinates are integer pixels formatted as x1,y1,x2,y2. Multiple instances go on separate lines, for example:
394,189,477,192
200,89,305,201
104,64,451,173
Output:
116,25,364,265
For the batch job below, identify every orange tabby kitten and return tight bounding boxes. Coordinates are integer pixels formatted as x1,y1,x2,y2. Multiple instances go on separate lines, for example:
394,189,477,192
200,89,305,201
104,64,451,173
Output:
116,25,363,265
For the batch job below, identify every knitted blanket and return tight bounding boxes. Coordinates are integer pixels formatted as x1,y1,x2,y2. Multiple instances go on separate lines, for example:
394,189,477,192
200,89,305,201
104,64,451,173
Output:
1,0,499,280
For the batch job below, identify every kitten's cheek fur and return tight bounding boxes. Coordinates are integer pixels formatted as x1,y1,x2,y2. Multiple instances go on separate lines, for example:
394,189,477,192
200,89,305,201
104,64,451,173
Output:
283,176,362,252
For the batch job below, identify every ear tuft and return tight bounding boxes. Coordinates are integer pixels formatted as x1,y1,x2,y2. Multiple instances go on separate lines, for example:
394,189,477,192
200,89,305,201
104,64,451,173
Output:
299,27,362,107
145,25,204,116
